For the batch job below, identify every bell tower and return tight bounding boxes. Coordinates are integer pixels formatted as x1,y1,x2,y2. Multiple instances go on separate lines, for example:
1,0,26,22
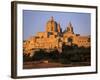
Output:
66,22,74,34
57,23,62,33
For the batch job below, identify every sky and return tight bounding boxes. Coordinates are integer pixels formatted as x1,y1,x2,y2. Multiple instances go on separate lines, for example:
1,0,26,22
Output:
23,10,91,40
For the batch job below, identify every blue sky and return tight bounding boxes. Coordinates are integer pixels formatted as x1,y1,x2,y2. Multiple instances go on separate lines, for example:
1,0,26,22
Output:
23,10,91,40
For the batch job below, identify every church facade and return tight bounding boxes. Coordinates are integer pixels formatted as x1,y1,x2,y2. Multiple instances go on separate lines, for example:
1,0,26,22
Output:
23,17,90,56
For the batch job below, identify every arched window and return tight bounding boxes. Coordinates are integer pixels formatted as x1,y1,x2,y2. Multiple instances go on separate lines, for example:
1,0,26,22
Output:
67,36,73,46
68,37,73,43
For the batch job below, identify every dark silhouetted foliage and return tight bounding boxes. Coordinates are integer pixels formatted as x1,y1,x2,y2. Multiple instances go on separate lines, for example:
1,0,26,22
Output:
23,44,91,65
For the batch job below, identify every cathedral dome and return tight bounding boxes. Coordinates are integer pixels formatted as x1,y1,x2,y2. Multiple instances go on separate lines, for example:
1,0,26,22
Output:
46,16,58,32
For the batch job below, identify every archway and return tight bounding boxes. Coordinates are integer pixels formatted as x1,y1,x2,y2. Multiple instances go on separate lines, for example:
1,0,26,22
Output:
67,37,73,46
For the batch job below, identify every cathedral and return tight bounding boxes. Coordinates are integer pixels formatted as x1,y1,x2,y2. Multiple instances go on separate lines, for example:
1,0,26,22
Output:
23,16,90,56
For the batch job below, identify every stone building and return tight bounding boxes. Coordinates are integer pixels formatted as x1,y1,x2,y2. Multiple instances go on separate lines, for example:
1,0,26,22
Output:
23,16,90,56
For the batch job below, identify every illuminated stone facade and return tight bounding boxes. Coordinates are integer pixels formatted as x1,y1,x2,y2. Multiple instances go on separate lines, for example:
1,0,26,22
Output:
23,17,90,56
